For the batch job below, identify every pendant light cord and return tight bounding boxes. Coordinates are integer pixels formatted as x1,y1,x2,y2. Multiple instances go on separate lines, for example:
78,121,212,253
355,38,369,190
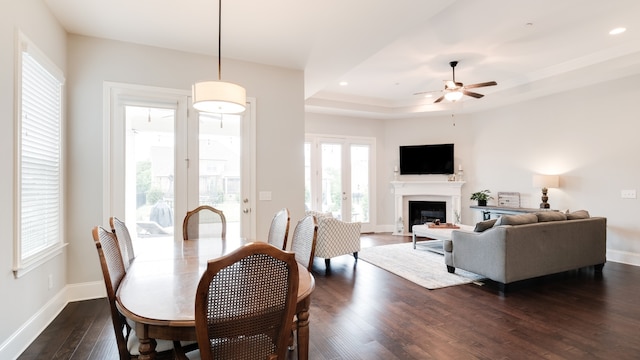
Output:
218,0,222,81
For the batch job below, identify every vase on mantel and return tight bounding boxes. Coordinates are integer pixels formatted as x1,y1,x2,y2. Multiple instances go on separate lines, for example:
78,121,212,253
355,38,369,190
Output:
478,200,487,206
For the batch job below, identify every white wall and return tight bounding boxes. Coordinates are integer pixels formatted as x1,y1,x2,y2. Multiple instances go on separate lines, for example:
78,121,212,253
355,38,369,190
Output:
307,76,640,266
65,35,306,284
469,75,640,265
0,0,68,356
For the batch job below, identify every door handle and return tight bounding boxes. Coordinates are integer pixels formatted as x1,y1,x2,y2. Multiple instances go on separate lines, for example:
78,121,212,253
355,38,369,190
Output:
243,208,250,214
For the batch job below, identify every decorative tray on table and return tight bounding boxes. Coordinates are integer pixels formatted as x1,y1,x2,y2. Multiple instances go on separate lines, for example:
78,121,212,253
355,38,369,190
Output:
427,223,460,229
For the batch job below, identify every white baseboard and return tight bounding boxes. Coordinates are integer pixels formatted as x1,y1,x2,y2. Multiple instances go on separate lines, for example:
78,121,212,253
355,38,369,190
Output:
607,249,640,267
374,224,395,233
0,281,106,360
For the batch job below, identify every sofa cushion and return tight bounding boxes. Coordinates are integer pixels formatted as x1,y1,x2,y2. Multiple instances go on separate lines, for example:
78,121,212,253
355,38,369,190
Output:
566,210,590,220
493,213,538,226
474,218,497,232
535,211,567,222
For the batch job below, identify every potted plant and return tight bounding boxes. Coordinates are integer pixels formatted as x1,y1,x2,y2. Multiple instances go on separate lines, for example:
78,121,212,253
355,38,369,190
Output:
470,189,493,206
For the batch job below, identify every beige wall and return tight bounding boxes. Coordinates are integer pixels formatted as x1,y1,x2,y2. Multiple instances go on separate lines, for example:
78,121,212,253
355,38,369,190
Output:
0,0,68,350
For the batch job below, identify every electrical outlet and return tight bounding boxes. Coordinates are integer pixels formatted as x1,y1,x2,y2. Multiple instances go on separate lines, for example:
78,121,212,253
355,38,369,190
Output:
48,274,53,289
621,189,637,199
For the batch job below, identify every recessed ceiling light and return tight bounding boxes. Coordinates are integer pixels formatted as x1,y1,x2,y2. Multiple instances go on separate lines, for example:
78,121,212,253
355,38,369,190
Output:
609,27,626,35
339,81,348,86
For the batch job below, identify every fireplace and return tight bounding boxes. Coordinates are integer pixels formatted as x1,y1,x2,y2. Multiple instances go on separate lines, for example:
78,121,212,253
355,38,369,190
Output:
391,180,464,235
408,201,446,231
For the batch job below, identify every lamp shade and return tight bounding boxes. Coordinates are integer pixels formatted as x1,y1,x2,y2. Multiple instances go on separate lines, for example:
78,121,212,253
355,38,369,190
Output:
532,174,559,189
444,90,463,102
192,80,246,114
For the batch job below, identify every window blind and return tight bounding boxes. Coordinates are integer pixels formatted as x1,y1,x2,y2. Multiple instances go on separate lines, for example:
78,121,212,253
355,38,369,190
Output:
19,42,63,261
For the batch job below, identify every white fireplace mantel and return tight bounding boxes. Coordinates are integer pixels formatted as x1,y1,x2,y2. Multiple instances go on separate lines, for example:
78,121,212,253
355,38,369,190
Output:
391,180,465,235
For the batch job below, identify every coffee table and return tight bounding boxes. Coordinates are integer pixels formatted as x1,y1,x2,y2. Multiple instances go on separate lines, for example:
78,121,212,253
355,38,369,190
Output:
412,223,474,249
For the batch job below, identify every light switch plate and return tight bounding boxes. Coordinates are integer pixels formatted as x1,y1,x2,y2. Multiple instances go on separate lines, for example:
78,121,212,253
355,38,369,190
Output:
259,191,272,201
621,189,636,199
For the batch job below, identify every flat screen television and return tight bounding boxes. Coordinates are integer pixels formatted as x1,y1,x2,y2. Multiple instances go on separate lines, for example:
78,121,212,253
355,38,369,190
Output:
399,143,454,175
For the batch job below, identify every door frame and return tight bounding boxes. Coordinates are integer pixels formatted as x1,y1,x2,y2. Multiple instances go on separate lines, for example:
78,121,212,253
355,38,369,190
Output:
305,134,376,232
102,82,256,239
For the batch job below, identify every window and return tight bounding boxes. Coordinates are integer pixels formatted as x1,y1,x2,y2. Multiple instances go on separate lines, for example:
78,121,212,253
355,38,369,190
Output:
14,32,65,277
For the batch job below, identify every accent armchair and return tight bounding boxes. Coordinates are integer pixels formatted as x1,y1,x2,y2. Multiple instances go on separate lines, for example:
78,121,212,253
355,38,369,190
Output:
306,211,361,269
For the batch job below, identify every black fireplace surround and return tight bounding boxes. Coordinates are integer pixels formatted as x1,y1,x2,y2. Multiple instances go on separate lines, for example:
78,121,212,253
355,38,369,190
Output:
408,201,446,231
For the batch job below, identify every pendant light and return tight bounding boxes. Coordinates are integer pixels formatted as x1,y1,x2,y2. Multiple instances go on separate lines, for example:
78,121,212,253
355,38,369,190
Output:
192,0,246,114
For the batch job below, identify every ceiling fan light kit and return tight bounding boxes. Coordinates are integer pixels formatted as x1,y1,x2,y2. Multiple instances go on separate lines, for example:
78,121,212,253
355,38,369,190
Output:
192,0,246,114
418,60,497,104
444,90,464,102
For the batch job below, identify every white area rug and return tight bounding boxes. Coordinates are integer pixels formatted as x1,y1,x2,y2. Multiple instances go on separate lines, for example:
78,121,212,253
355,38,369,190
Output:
359,241,485,290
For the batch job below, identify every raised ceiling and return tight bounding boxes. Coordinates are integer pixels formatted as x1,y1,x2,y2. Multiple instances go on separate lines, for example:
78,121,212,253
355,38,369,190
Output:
45,0,640,118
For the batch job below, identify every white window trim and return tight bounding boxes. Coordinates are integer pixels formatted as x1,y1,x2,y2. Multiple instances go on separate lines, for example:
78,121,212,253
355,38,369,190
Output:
13,31,67,278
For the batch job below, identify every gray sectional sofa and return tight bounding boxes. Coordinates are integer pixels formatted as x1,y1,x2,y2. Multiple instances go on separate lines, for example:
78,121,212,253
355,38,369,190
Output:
444,210,606,292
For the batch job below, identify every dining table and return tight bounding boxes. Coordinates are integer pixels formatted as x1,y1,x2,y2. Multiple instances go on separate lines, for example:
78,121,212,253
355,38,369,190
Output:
115,236,315,360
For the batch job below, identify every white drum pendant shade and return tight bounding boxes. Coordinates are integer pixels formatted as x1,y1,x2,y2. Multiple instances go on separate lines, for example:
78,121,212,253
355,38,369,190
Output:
192,80,246,114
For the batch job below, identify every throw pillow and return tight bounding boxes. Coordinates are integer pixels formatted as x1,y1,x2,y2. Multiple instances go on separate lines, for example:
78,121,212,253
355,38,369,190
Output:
474,218,497,232
566,210,590,220
493,213,538,226
535,211,567,222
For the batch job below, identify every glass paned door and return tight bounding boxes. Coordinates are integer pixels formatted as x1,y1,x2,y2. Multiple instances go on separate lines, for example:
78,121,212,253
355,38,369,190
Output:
125,106,177,238
306,135,375,232
350,144,370,223
195,113,242,238
321,143,343,218
108,85,256,245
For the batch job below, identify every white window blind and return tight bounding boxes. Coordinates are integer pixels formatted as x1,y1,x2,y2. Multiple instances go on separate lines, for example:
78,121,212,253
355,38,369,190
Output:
14,33,65,276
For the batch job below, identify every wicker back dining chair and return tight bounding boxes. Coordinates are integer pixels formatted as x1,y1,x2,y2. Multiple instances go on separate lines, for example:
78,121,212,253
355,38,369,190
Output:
268,208,290,250
289,215,318,271
182,205,227,240
184,242,299,360
92,226,176,359
109,217,135,270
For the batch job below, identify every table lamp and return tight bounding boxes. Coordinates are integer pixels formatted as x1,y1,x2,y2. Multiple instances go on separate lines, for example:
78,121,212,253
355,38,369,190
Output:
532,174,559,209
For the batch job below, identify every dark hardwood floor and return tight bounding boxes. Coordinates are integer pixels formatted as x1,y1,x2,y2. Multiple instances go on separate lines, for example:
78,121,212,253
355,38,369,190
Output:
19,233,640,359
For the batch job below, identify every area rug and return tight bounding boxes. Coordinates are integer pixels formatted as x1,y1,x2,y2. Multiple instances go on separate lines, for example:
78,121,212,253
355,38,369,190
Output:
358,241,485,290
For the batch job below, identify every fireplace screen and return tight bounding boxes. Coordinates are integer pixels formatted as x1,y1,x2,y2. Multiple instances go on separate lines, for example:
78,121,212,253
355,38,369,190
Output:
408,201,446,231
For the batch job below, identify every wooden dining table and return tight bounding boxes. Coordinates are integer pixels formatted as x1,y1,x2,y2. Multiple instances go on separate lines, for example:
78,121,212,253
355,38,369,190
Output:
115,236,315,360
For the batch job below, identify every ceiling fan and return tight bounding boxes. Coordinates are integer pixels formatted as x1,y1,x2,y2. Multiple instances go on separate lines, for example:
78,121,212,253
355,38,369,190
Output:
415,61,497,103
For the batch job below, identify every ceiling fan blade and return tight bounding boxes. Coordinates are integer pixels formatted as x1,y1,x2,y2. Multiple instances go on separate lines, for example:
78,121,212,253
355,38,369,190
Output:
413,90,440,96
464,81,497,89
463,90,484,99
433,95,445,103
444,80,463,90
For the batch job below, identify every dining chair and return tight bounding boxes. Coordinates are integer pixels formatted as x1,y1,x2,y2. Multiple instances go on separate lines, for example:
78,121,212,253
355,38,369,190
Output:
182,205,227,240
109,216,135,270
289,215,318,271
91,226,177,359
267,208,290,250
175,242,299,360
284,215,318,351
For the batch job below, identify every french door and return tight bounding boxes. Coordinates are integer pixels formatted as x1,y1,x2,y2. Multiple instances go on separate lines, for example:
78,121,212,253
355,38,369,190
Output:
105,83,255,241
305,135,375,232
